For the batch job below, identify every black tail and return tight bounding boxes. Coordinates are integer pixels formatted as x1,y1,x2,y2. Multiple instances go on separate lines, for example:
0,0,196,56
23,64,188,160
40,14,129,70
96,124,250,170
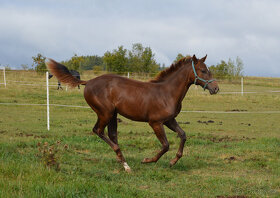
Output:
45,59,87,88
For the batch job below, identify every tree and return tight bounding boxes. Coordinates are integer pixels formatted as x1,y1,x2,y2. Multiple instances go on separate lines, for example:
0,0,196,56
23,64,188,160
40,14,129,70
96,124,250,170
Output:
32,53,46,73
209,57,244,79
235,56,244,77
103,46,128,73
61,55,102,71
92,65,103,74
128,43,159,73
209,60,228,78
103,43,160,73
21,64,29,70
68,54,85,71
128,43,143,72
0,64,11,70
80,55,103,70
227,58,235,77
174,53,184,63
174,53,191,63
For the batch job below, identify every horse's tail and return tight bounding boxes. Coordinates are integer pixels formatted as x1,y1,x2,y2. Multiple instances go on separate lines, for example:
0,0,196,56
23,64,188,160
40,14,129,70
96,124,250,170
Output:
45,58,87,88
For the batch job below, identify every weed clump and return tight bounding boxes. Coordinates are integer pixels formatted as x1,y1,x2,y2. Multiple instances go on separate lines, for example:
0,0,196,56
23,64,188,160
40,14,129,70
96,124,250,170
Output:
37,141,68,171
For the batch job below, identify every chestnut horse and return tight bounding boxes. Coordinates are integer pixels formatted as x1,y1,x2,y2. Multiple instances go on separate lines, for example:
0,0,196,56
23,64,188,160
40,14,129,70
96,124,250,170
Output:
46,55,219,172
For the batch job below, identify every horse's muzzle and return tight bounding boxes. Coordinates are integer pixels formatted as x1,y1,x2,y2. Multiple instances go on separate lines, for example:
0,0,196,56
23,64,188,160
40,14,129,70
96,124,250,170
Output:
207,82,219,95
209,86,219,95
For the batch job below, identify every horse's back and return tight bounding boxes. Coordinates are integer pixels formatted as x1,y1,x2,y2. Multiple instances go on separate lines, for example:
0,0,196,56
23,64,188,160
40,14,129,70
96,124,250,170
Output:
85,74,152,90
84,74,149,99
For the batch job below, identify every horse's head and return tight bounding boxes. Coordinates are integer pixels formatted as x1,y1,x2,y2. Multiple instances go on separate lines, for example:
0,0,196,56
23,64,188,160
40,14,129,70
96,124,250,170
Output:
48,73,53,79
191,55,219,95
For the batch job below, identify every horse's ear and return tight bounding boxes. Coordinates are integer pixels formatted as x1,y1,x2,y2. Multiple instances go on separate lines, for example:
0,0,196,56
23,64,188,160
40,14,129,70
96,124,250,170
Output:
201,54,207,62
192,54,198,64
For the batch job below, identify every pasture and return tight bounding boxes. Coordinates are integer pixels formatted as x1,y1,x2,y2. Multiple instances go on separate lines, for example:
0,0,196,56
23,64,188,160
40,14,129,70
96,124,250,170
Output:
0,70,280,197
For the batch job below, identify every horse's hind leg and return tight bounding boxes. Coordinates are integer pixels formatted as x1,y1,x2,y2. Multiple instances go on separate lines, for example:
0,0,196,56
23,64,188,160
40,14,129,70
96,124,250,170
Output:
57,81,63,90
142,122,169,163
164,118,186,166
93,114,130,172
77,76,81,89
108,111,118,145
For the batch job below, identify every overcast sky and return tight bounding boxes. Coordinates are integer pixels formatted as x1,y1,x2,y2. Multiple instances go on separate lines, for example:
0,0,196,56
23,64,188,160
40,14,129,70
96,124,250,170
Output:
0,0,279,77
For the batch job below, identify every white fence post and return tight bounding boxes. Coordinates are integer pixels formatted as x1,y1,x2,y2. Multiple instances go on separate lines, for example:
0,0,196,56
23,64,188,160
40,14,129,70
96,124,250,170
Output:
3,67,6,88
46,72,50,131
241,77,244,96
127,72,130,78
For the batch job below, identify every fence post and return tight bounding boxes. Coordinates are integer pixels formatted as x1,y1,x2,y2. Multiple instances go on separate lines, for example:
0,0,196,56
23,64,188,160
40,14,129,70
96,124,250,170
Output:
127,72,130,78
3,67,6,88
241,77,244,96
46,72,50,131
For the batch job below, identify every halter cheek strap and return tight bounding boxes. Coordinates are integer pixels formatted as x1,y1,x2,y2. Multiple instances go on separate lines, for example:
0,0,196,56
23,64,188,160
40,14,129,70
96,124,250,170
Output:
192,61,216,90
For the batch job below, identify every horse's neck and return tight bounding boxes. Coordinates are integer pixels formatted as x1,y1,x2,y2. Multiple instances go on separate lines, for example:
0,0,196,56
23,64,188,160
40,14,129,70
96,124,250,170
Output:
164,64,193,104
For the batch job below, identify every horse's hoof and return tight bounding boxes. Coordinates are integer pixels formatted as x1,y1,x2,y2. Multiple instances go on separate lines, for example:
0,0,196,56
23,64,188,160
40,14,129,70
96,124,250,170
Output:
141,158,149,163
125,167,132,173
169,159,178,167
123,162,131,173
141,158,154,163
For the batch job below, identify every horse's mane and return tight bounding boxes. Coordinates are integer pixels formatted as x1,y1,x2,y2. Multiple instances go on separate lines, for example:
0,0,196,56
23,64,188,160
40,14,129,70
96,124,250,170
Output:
150,57,192,83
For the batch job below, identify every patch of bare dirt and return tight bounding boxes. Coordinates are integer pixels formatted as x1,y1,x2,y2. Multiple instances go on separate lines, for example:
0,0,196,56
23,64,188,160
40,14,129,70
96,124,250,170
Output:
178,121,191,124
241,123,251,126
16,132,49,139
224,156,237,162
226,109,248,112
190,133,255,143
217,196,248,198
197,120,216,125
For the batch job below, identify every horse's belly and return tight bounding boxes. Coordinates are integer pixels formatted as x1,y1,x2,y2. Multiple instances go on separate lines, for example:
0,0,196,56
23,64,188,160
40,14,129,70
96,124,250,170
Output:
116,103,149,122
115,101,174,123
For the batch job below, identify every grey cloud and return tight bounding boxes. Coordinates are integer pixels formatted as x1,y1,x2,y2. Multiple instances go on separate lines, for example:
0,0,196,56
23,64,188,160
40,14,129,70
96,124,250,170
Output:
0,0,279,76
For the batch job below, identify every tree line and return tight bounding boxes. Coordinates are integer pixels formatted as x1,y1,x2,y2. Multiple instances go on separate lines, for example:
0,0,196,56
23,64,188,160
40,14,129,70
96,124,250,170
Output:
209,57,244,79
30,43,244,79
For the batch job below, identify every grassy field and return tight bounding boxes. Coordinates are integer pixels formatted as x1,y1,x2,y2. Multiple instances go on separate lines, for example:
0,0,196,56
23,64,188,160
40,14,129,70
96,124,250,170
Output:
0,71,280,197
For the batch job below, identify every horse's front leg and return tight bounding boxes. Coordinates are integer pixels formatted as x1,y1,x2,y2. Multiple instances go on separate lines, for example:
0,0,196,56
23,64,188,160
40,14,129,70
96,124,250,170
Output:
164,118,186,166
142,122,169,163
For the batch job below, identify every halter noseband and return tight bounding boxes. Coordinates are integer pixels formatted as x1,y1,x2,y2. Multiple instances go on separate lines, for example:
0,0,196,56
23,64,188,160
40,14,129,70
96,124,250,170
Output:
192,60,216,90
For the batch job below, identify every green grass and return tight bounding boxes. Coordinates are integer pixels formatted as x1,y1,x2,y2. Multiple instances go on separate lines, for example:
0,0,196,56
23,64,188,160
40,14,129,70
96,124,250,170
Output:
0,71,280,197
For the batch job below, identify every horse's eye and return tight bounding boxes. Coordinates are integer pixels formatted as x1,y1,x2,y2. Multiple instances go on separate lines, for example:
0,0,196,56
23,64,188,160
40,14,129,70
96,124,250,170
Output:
202,70,207,74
